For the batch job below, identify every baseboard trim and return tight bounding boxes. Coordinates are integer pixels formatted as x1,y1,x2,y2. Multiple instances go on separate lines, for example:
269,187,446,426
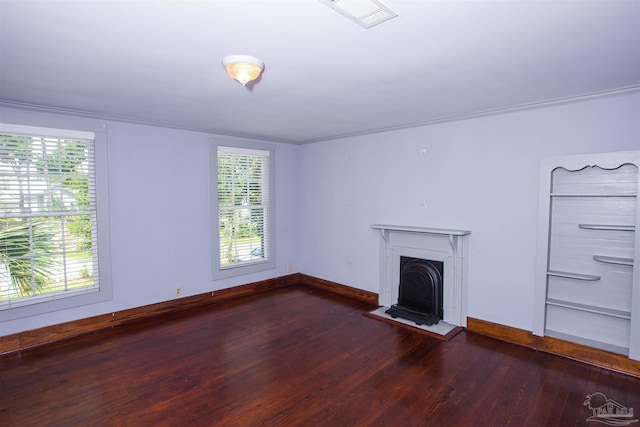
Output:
6,278,638,378
295,273,378,304
0,274,299,355
466,317,640,378
0,274,373,355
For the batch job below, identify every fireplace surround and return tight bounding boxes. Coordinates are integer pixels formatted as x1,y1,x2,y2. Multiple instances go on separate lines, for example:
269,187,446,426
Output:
372,224,471,328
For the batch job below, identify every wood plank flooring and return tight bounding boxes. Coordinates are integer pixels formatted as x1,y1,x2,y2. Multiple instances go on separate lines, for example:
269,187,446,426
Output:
1,284,639,426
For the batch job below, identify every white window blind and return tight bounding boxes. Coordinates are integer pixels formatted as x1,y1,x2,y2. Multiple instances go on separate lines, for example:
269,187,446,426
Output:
217,146,270,269
0,126,100,308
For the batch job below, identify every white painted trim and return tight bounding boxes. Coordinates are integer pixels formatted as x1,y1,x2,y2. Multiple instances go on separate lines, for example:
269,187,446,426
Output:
0,118,113,321
0,123,95,140
533,150,640,360
374,225,470,327
372,224,471,236
301,86,640,144
210,139,277,280
3,86,638,145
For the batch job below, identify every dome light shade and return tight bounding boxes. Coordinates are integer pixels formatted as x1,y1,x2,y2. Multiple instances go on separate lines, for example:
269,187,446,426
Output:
222,55,264,86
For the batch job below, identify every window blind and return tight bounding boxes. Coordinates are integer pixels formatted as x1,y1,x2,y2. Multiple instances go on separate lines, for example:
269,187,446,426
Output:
217,146,269,268
0,127,99,307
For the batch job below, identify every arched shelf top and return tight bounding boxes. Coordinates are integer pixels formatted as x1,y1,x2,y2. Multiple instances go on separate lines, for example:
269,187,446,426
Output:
552,162,638,173
543,150,639,173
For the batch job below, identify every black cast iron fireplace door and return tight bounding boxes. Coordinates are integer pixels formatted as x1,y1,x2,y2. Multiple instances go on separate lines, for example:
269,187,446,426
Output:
385,257,444,326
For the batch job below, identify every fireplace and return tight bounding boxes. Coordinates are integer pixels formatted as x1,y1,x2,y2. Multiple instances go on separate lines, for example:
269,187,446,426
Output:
386,257,444,325
372,224,471,328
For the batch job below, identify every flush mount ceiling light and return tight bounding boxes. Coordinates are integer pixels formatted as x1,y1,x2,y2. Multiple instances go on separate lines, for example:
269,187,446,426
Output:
319,0,398,29
222,55,264,86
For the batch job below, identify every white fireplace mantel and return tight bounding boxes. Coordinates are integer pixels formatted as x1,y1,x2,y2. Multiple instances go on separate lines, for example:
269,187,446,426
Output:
372,224,471,327
371,224,471,237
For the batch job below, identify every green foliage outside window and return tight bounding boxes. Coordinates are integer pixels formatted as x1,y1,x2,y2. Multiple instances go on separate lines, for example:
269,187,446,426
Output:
0,133,95,301
218,150,267,266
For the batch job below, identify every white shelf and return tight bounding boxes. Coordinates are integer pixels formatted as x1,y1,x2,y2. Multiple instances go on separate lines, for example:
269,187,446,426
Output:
579,224,636,232
546,298,631,320
547,270,600,281
593,255,634,266
550,193,636,197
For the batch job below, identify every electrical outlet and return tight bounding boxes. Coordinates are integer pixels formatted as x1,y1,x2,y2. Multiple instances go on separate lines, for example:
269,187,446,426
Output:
176,287,182,296
287,264,292,273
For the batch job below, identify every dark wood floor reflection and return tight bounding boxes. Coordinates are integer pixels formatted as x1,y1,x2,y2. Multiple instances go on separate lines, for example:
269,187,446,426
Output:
2,285,639,426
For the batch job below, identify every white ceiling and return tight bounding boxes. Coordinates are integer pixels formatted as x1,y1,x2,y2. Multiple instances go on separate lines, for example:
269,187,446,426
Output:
1,0,639,144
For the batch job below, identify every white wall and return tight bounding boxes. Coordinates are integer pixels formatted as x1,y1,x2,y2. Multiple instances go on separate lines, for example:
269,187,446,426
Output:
297,91,640,331
1,91,638,337
0,107,300,336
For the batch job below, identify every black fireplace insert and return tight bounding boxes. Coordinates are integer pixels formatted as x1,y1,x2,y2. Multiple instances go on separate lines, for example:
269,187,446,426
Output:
385,256,444,326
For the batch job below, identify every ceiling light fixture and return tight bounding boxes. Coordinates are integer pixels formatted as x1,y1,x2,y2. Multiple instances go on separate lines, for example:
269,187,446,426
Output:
222,55,264,86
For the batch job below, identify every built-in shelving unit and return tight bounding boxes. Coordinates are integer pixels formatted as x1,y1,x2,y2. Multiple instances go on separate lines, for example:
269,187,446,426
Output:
533,150,640,361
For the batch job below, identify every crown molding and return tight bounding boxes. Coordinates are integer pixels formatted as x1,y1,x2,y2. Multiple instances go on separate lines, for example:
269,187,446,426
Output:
2,85,639,145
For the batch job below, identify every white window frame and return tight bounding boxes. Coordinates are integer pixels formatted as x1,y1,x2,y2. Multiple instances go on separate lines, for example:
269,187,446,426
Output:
0,120,112,321
210,139,275,280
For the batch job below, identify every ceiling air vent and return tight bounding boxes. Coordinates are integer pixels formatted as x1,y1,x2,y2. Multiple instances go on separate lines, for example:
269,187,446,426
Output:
319,0,398,29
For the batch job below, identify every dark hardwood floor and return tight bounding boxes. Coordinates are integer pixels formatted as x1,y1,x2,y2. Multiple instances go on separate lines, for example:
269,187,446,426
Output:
2,284,639,426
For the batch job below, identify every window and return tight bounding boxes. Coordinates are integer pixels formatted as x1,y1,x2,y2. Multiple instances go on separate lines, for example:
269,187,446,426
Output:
211,141,275,279
0,123,111,320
